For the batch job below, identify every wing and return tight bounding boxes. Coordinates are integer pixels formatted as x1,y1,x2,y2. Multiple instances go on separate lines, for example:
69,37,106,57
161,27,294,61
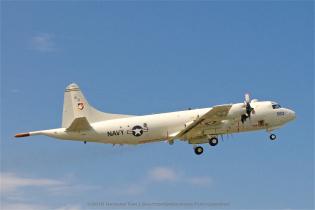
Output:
169,104,232,141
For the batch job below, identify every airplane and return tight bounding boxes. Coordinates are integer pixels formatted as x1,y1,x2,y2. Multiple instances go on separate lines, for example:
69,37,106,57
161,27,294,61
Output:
15,83,296,155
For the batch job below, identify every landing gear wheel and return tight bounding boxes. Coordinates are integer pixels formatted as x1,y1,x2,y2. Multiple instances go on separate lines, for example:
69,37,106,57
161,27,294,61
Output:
194,146,204,155
209,137,218,146
270,134,277,141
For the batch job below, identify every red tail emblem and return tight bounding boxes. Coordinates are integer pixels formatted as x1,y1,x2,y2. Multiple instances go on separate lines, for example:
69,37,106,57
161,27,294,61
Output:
78,102,84,110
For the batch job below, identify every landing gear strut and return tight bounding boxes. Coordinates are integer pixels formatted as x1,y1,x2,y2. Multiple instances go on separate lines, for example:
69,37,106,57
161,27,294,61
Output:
168,140,174,145
194,146,204,155
209,137,218,146
269,134,277,141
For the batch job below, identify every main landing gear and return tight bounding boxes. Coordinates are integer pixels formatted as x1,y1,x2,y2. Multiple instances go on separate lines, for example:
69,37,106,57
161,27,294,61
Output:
194,136,219,155
269,134,277,141
209,137,218,146
194,146,204,155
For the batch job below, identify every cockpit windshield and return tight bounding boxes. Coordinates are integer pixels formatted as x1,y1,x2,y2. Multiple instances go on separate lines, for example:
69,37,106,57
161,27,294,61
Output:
272,103,281,109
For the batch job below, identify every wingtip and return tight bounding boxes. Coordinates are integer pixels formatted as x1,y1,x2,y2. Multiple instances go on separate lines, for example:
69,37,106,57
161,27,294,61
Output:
15,133,30,138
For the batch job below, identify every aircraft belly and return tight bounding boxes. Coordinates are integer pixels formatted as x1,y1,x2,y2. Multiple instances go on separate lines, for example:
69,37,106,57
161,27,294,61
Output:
197,118,267,137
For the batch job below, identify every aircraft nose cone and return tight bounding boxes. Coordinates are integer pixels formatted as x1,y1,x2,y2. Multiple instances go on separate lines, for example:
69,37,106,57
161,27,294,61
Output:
288,110,296,121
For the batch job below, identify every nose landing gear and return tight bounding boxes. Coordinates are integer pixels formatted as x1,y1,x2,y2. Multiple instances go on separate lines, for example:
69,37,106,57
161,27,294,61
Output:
269,134,277,140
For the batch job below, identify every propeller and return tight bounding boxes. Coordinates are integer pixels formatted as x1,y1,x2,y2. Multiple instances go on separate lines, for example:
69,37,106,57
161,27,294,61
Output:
245,93,254,117
241,93,255,123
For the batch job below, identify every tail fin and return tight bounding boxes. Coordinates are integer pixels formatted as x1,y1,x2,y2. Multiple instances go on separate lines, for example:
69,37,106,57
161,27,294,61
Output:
62,83,133,128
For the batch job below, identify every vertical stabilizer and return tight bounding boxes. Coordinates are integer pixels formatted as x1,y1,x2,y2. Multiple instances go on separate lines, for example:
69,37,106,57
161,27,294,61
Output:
62,83,133,128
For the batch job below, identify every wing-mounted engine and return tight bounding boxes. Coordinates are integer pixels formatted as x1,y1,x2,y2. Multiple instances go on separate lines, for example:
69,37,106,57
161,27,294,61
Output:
227,93,257,123
227,103,245,119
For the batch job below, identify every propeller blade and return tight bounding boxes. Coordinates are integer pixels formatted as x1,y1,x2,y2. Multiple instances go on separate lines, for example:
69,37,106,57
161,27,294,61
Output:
245,93,250,104
243,93,254,121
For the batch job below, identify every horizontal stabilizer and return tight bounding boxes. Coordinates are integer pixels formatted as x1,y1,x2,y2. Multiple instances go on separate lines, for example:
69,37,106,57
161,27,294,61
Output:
66,117,92,132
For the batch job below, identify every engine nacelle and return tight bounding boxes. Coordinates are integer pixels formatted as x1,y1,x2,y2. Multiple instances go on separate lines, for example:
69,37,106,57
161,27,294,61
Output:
227,103,245,119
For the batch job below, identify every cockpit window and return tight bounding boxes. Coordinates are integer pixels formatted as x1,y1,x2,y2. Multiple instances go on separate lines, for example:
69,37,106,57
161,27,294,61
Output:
272,104,281,109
